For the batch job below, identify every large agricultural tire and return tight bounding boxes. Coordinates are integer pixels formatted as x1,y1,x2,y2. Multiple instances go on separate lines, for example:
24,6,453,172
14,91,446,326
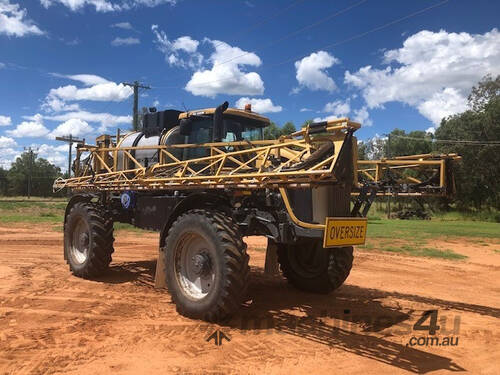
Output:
277,239,353,293
164,209,249,322
64,202,114,278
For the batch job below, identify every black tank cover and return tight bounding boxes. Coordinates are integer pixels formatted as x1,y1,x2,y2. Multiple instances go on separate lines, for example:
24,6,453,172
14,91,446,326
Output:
143,109,183,138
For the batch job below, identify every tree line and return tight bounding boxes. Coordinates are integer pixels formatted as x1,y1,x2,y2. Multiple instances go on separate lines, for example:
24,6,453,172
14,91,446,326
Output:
0,153,63,197
357,75,500,210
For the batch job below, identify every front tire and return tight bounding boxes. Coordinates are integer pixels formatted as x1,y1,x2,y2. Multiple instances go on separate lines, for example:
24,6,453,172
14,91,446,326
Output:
277,239,353,293
164,209,249,322
64,202,114,278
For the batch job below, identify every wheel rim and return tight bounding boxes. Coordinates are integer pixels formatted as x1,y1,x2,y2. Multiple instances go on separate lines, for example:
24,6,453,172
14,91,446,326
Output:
288,240,326,278
174,231,216,300
70,217,90,264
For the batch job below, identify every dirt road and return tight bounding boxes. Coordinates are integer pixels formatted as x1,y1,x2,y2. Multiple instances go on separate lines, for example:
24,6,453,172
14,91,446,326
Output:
0,224,499,374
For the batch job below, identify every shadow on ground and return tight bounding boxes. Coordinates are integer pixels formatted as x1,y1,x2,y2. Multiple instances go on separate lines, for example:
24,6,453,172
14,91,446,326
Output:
88,261,500,373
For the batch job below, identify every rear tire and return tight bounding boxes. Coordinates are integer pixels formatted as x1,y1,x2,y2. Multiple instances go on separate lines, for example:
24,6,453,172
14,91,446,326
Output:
164,209,249,322
64,202,114,278
277,239,353,293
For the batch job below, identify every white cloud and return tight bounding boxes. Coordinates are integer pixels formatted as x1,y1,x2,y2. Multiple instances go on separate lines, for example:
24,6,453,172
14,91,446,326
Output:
235,97,282,114
111,21,132,30
353,106,372,126
46,82,132,103
294,51,339,92
152,25,202,69
111,36,140,46
0,1,44,37
49,118,94,139
40,0,118,12
152,99,160,107
0,135,16,148
52,73,111,86
0,62,5,69
185,39,264,97
300,108,312,112
0,115,12,126
345,29,500,124
6,114,50,138
35,144,69,170
43,74,128,113
42,97,82,113
0,147,20,169
323,99,350,117
40,0,177,12
417,88,467,125
40,111,132,132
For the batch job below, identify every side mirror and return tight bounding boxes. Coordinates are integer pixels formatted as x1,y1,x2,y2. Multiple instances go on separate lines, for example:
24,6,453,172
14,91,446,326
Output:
179,118,192,136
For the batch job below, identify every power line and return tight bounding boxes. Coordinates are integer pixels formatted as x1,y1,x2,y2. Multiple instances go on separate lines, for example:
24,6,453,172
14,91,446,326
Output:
211,0,308,50
152,0,447,91
153,0,369,90
390,134,500,146
211,0,369,68
272,0,449,67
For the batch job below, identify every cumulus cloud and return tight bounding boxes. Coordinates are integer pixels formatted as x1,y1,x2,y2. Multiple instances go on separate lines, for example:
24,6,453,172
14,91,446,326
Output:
152,25,202,69
344,29,500,124
34,143,71,170
49,118,94,138
48,82,132,102
0,146,20,169
6,114,50,138
294,51,339,92
352,106,372,126
40,0,177,12
0,135,16,148
0,1,44,37
323,99,350,117
40,111,132,132
235,97,282,113
185,39,264,97
42,74,132,113
111,21,133,30
0,115,12,126
111,36,140,46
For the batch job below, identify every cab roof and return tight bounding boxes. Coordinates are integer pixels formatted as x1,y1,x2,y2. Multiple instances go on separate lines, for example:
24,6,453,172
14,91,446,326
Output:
178,107,271,126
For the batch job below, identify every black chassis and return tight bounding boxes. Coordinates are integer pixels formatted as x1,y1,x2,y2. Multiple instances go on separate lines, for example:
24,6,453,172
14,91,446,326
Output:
66,188,324,253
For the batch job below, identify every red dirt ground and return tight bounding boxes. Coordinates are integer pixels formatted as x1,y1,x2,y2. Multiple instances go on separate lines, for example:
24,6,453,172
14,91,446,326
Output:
0,224,499,374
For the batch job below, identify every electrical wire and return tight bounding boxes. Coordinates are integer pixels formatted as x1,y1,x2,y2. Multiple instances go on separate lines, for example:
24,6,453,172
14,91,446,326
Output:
390,134,500,146
152,0,448,91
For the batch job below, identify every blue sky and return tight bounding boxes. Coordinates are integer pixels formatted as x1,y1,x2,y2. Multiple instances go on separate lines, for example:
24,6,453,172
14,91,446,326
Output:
1,0,499,170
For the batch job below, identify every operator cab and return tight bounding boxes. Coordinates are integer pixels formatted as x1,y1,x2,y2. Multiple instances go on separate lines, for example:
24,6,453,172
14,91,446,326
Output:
175,102,270,159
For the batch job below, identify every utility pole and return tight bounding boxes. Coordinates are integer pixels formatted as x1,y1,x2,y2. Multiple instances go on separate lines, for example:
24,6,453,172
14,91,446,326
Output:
55,135,85,179
23,147,38,199
122,81,151,131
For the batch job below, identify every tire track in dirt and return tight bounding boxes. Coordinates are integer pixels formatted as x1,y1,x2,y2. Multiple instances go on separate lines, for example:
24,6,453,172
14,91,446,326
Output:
0,224,499,374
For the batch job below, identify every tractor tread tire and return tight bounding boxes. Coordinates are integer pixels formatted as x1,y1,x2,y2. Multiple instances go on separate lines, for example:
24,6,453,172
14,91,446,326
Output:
277,243,353,293
64,202,114,278
165,209,249,322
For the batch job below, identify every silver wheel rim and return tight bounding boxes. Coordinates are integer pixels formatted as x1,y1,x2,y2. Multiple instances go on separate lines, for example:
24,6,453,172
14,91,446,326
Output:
174,231,216,300
70,217,90,264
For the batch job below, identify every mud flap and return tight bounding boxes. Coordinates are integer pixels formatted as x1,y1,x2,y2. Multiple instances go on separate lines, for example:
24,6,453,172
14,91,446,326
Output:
264,239,280,276
154,246,167,289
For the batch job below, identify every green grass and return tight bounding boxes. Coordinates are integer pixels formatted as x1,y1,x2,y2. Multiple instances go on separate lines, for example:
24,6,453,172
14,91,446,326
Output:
359,242,467,260
0,214,64,223
367,219,500,240
113,222,154,234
